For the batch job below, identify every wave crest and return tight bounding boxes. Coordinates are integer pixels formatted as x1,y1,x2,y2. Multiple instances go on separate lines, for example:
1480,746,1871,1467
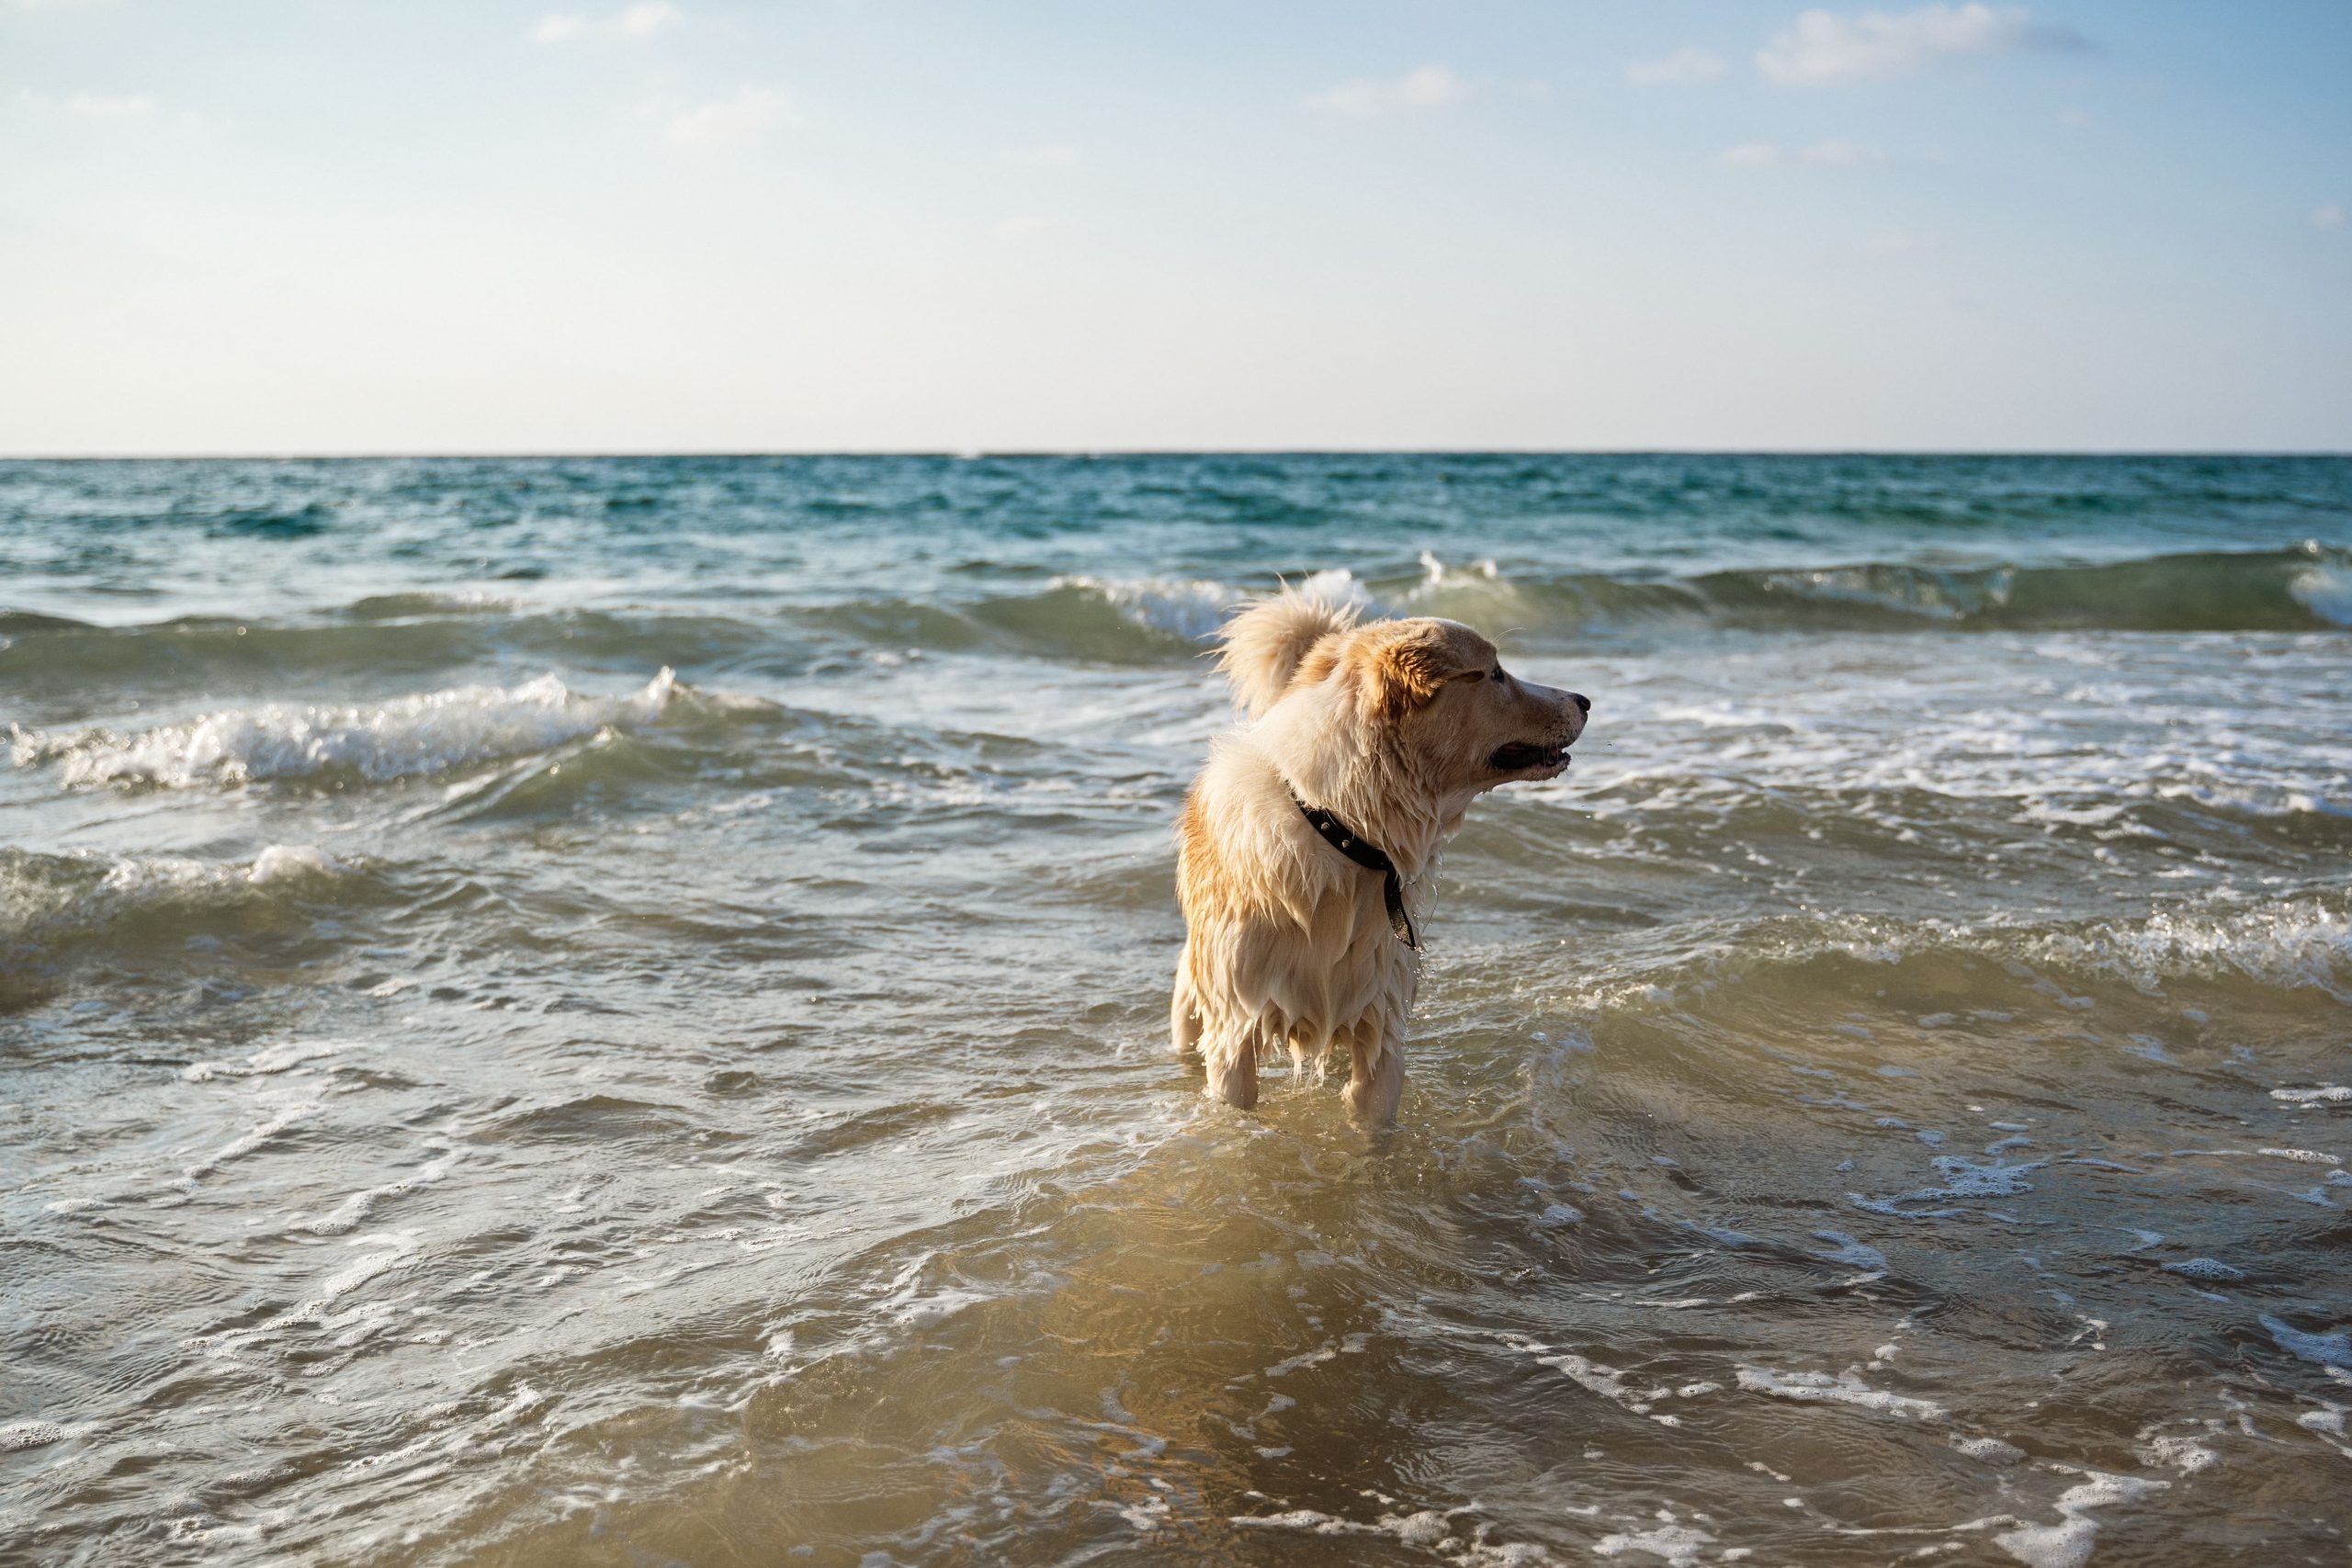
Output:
1,845,368,1006
13,669,679,789
922,545,2352,661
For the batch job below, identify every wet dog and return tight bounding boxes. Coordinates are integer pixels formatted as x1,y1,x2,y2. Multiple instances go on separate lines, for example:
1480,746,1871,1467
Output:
1170,589,1587,1122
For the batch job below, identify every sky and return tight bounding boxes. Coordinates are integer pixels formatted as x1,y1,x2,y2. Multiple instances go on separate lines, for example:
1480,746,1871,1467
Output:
2,1,2346,455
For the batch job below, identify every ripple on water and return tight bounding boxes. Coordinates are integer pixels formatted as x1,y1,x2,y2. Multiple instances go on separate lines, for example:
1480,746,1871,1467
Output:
6,457,2351,1565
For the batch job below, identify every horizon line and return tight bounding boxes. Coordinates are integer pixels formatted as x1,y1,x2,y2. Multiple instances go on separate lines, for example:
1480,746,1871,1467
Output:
5,446,2350,462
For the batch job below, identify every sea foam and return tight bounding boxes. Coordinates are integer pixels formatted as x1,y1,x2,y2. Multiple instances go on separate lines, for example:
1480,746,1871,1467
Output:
2289,558,2352,626
1735,1366,1945,1419
1993,1472,2166,1568
1054,576,1238,641
16,669,676,788
1057,568,1373,641
1,846,356,956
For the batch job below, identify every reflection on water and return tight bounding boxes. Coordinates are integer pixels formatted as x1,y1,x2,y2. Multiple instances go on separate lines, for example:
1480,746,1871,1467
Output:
2,456,2348,1566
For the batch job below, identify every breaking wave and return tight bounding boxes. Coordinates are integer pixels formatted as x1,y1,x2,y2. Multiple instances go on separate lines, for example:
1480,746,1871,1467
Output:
3,547,2341,694
0,845,374,1007
1574,894,2352,1009
859,544,2352,659
12,670,683,789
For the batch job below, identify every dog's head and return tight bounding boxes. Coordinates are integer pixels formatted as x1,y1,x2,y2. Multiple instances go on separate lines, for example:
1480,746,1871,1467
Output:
1334,617,1589,794
1222,589,1589,801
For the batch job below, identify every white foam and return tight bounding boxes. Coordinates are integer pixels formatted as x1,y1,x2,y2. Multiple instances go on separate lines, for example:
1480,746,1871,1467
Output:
2160,1258,2245,1282
249,844,348,883
1230,1508,1381,1537
1594,1521,1713,1565
1857,1155,2046,1216
1404,553,1523,618
2289,561,2352,626
1813,1231,1888,1269
0,848,358,952
182,1100,318,1181
2025,901,2352,994
1414,550,1503,592
2135,1433,2218,1474
885,1286,989,1331
2261,1314,2351,1369
1388,1510,1453,1548
1230,1504,1551,1564
191,1229,423,1361
1265,1344,1340,1378
2273,1086,2351,1105
1065,567,1388,643
1993,1472,2165,1568
1535,1350,1642,1407
1954,1436,2025,1463
0,1420,69,1451
317,1233,418,1302
1565,638,2352,835
183,1038,359,1082
299,1143,458,1235
1059,576,1238,640
1293,568,1374,612
1736,1365,1945,1419
97,845,353,899
26,669,677,788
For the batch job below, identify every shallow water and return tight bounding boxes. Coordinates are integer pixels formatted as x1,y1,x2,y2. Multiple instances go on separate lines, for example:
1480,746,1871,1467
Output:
3,454,2348,1567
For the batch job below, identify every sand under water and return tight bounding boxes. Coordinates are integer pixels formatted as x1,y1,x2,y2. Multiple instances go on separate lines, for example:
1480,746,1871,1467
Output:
2,454,2348,1565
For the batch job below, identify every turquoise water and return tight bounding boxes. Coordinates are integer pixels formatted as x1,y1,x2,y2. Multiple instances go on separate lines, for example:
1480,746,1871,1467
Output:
3,455,2349,1566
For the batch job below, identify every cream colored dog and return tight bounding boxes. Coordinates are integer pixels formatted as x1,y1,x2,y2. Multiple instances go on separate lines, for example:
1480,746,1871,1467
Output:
1171,588,1588,1123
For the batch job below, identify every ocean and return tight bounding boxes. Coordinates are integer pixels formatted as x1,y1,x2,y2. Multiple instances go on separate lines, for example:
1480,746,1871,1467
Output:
3,453,2348,1566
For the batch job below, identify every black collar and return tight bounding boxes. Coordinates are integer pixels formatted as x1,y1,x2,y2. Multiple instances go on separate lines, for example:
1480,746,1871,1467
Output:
1292,793,1419,951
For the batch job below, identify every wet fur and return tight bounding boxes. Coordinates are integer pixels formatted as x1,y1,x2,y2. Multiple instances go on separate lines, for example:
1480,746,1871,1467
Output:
1172,588,1585,1123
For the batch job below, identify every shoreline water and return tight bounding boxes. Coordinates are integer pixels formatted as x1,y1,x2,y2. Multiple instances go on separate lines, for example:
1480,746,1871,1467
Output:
3,454,2347,1565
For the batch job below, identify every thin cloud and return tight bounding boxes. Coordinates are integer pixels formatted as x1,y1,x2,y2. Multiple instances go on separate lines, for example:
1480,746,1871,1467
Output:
617,3,680,34
64,92,156,117
1720,139,1890,168
665,85,790,150
1310,64,1470,116
1757,4,2089,86
993,216,1057,241
1627,49,1728,87
2314,203,2346,232
1001,144,1080,168
536,3,681,44
16,88,159,118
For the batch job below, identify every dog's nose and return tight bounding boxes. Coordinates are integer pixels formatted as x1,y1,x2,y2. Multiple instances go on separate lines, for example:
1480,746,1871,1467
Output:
1569,692,1590,714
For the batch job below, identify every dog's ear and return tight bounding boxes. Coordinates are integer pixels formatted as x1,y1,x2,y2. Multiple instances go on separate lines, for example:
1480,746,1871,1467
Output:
1351,621,1459,723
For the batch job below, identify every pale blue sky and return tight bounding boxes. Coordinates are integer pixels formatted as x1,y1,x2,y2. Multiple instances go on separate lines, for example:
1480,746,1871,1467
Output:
3,1,2346,453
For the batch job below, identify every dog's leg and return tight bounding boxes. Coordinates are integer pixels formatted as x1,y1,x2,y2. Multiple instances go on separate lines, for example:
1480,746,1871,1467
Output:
1170,951,1202,1060
1346,1034,1404,1125
1203,1032,1259,1110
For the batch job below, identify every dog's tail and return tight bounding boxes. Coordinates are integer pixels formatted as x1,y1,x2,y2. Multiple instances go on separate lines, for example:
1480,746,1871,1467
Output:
1216,585,1361,719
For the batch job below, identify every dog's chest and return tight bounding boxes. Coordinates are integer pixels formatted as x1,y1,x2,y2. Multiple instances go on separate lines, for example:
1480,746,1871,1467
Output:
1279,876,1418,1033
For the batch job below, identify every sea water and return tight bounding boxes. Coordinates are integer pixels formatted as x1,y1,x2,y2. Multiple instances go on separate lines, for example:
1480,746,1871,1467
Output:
2,454,2347,1565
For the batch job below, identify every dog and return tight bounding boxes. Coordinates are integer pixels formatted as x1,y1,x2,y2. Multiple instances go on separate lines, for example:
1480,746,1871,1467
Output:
1170,587,1588,1123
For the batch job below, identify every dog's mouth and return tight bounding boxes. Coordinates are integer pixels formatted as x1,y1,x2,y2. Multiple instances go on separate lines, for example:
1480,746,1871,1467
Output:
1488,739,1570,777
